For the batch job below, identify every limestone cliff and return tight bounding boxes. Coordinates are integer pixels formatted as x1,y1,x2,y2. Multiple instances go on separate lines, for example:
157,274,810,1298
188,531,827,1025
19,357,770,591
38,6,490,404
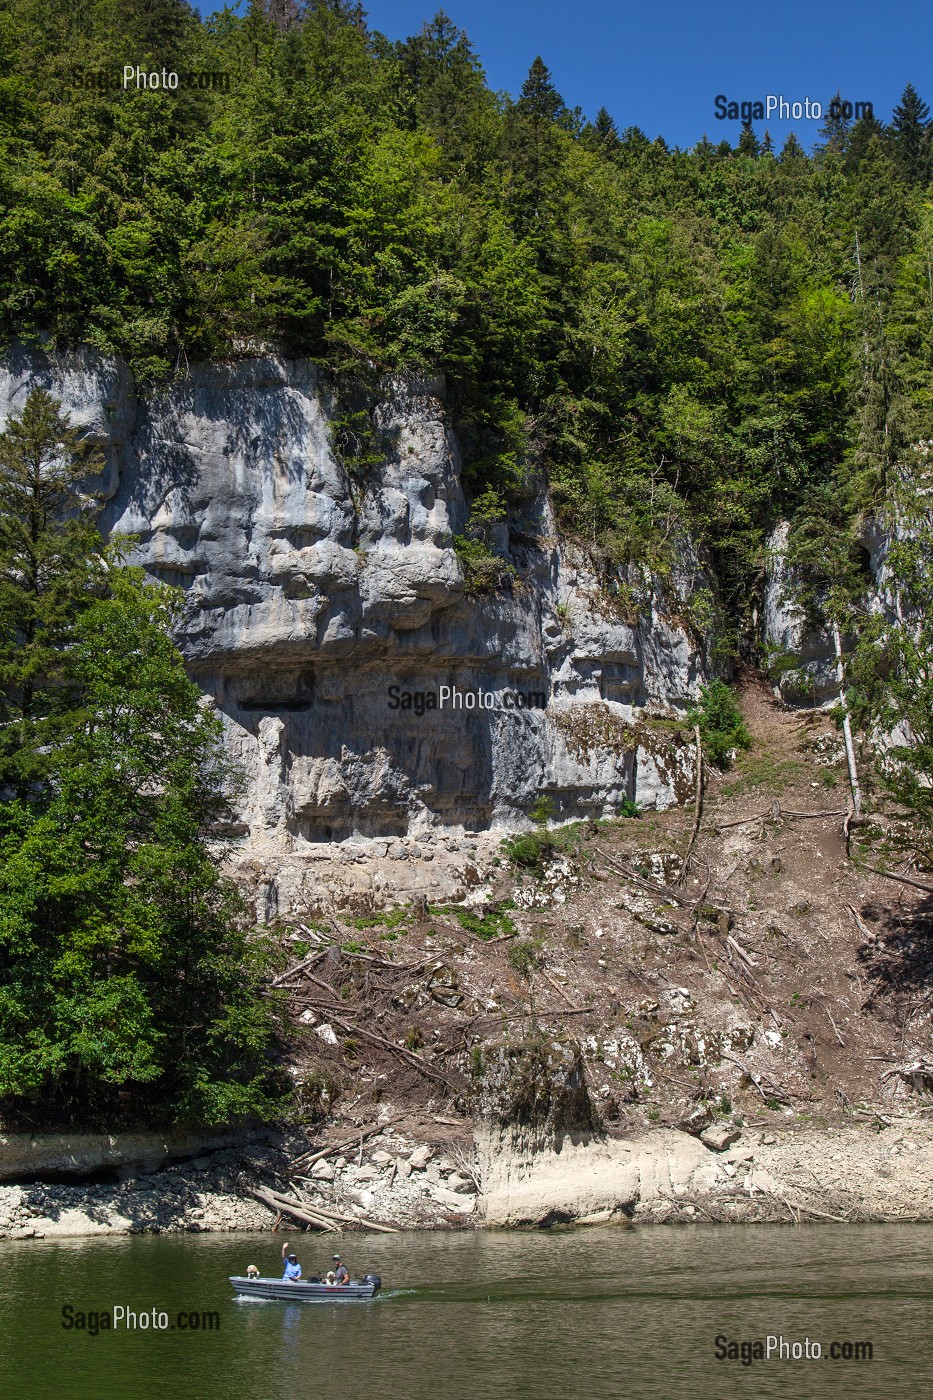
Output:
0,345,708,892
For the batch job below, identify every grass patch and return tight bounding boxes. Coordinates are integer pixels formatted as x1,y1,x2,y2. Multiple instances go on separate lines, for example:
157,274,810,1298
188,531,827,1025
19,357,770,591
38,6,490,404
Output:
437,905,518,941
352,907,410,931
720,748,805,797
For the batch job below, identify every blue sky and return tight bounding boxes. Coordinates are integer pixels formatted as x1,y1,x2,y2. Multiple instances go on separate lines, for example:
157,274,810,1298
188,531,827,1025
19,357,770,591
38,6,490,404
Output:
195,0,933,150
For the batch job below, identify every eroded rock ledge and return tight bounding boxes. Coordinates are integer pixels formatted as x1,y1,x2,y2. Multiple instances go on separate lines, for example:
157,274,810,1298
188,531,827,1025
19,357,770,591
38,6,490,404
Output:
0,345,707,910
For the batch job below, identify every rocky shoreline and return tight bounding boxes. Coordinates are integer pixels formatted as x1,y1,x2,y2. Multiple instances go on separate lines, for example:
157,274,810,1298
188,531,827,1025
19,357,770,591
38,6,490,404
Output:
2,1117,932,1241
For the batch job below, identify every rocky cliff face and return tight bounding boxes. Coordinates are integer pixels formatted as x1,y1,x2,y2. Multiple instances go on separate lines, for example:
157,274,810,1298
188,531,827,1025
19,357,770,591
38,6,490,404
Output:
763,517,903,708
762,522,840,706
0,345,707,900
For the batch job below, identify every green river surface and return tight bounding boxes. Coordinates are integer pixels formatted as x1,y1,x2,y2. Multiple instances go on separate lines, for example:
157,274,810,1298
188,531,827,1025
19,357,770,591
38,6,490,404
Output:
0,1224,929,1400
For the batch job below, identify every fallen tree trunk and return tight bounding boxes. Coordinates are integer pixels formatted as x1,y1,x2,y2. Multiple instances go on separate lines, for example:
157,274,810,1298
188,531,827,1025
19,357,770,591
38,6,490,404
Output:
247,1186,341,1231
249,1184,399,1234
291,1115,407,1170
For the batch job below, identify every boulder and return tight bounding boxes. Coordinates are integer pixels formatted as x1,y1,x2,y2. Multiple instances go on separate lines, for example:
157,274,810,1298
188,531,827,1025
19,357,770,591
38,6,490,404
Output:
407,1145,432,1170
430,1187,476,1213
446,1172,476,1194
700,1124,742,1153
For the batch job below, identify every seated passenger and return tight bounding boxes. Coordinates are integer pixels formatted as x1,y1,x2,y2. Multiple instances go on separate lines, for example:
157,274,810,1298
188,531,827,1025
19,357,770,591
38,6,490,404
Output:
324,1271,337,1286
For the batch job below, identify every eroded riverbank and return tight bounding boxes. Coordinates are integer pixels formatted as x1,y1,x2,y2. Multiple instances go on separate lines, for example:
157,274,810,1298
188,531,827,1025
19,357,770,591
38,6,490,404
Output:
3,1115,933,1240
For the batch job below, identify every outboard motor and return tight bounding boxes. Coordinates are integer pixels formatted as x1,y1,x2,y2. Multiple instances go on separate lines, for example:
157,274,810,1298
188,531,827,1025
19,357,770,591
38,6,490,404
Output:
364,1274,382,1289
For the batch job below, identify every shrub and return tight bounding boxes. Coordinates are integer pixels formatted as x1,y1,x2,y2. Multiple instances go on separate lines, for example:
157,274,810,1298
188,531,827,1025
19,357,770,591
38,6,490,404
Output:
688,680,751,768
452,535,515,596
507,937,543,977
446,906,517,940
502,832,551,869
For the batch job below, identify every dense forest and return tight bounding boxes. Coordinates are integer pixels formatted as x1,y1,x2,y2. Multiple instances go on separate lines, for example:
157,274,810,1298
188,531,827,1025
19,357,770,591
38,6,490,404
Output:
2,0,933,1127
2,0,933,631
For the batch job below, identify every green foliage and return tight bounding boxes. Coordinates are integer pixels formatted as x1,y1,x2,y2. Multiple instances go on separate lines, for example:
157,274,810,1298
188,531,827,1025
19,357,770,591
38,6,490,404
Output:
0,395,287,1129
529,794,554,828
506,936,543,978
502,831,552,870
688,680,751,768
849,467,933,862
618,796,641,818
2,5,933,651
451,534,515,596
445,905,517,941
352,906,409,930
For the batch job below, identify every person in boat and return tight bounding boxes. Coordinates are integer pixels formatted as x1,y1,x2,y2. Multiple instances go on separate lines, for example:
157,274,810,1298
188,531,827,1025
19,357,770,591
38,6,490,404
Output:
324,1271,337,1286
281,1242,302,1281
332,1255,350,1284
246,1265,260,1279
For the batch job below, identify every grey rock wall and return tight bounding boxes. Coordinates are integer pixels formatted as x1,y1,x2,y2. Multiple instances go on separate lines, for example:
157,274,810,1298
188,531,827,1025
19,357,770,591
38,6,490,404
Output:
0,345,707,868
762,522,839,706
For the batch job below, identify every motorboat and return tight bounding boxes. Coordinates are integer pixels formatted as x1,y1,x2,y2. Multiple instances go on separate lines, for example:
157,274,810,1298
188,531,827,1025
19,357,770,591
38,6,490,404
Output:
230,1274,382,1301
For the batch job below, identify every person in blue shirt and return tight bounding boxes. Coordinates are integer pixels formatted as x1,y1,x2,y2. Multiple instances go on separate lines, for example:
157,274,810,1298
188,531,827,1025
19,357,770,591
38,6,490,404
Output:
281,1242,302,1281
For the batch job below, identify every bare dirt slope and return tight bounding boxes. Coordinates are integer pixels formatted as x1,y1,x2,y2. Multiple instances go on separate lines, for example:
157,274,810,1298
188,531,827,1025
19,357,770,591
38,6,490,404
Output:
279,672,933,1155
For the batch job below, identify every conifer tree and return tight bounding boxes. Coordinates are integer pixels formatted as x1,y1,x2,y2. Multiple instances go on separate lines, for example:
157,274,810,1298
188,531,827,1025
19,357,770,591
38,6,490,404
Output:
738,122,760,157
0,390,102,796
818,91,851,153
504,56,567,230
516,55,565,124
891,82,931,184
780,131,806,161
591,106,620,152
845,110,887,171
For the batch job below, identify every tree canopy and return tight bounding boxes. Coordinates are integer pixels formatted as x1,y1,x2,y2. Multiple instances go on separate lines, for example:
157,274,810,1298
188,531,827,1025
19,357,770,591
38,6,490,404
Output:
1,1,933,633
0,390,287,1128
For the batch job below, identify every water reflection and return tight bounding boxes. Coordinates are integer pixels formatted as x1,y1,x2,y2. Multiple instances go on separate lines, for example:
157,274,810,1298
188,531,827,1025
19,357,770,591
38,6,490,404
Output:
0,1224,930,1400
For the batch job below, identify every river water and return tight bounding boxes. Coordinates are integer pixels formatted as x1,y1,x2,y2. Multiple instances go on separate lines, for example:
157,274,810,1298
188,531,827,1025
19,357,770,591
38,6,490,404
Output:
0,1224,929,1400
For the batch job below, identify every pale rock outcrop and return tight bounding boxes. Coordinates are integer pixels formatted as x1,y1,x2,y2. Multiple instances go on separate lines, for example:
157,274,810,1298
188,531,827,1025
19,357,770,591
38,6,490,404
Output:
762,522,838,706
0,345,710,908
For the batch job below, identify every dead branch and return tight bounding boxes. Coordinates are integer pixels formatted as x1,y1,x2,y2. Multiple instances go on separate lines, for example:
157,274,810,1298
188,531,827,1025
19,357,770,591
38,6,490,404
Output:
726,934,757,970
247,1186,341,1231
715,807,846,831
594,848,700,910
324,1012,458,1090
541,968,583,1011
291,1114,408,1170
678,724,704,885
862,865,933,896
251,1185,399,1234
270,949,331,988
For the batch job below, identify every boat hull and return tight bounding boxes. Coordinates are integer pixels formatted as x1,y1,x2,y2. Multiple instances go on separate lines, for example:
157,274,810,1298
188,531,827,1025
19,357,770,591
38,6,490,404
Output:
230,1276,380,1301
